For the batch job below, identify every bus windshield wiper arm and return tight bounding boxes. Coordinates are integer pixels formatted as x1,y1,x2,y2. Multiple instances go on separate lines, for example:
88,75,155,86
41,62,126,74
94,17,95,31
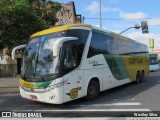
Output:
39,74,45,82
33,52,39,74
24,63,31,79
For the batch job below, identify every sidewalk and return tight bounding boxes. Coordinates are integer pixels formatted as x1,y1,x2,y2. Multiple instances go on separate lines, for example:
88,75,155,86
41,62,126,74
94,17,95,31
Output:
0,77,20,94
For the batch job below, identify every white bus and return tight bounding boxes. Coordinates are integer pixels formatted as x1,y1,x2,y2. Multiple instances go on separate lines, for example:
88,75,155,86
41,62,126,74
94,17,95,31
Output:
149,52,159,71
12,24,149,104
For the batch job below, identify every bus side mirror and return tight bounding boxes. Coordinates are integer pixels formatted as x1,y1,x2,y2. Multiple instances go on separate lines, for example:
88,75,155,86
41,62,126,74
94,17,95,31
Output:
53,46,58,57
53,41,59,57
52,37,78,57
12,44,26,60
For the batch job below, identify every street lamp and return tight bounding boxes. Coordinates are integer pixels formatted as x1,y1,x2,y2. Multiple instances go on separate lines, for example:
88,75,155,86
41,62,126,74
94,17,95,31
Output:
119,24,141,34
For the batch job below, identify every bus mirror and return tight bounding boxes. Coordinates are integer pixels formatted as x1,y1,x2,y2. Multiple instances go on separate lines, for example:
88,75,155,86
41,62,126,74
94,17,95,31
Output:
52,37,78,57
53,47,58,57
12,44,26,60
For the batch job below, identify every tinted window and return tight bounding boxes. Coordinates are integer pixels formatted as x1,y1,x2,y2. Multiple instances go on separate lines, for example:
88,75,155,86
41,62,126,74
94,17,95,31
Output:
88,31,106,57
106,35,114,54
88,30,148,57
65,29,89,44
112,38,118,54
61,40,83,74
63,46,77,69
117,39,128,55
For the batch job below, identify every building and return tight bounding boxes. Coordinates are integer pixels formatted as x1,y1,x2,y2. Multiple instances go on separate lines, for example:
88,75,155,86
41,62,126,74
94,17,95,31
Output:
55,1,82,26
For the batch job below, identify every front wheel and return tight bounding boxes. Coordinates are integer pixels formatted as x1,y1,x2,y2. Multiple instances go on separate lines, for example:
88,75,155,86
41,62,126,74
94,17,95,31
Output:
85,80,100,100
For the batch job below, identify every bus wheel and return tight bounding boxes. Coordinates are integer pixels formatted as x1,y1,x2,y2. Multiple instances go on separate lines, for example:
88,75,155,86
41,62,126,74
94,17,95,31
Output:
85,80,100,100
141,71,145,82
135,72,141,84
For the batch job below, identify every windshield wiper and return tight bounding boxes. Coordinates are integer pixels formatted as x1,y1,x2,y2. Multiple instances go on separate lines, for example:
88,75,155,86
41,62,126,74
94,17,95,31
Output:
23,61,32,79
33,51,39,75
33,58,37,74
39,73,45,82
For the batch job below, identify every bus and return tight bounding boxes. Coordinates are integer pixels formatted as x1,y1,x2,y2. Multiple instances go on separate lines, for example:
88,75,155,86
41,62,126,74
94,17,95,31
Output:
12,24,149,104
149,52,159,71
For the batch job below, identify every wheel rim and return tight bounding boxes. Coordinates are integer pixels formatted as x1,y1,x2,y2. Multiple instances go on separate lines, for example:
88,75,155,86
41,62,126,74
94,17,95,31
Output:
88,85,96,95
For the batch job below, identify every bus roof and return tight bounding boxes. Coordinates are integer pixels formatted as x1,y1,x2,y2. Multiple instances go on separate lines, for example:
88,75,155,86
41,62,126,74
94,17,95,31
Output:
31,24,92,37
31,24,147,47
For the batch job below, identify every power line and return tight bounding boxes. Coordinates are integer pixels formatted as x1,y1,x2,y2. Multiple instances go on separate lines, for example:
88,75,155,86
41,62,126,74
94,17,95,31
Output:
83,17,160,21
82,17,160,27
149,24,160,26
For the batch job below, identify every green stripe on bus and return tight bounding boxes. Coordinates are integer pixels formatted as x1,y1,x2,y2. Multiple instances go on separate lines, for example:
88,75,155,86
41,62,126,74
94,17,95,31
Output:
103,54,129,80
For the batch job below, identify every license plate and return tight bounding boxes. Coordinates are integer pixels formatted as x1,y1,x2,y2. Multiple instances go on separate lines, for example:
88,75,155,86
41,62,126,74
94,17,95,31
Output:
30,95,37,100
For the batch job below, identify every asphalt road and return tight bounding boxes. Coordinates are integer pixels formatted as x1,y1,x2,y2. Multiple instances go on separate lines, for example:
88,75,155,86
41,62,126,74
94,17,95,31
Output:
0,77,19,94
0,71,160,117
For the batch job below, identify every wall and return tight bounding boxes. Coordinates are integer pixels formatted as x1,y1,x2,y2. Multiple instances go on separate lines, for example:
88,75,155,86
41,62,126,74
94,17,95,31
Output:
0,50,17,77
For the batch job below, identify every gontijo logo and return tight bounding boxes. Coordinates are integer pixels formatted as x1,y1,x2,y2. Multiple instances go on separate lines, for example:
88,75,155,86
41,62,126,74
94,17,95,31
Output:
66,87,81,99
129,58,143,64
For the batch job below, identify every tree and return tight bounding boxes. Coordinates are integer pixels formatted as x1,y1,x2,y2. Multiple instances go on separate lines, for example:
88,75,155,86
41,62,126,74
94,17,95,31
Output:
0,0,61,49
29,0,61,27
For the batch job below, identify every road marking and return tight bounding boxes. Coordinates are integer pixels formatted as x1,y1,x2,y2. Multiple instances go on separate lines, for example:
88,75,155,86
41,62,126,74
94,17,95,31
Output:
21,108,151,112
70,102,141,107
14,102,151,112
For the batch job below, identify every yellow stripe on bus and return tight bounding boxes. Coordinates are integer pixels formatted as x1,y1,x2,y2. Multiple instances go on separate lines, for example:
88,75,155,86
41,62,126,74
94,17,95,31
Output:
20,79,33,88
31,24,92,37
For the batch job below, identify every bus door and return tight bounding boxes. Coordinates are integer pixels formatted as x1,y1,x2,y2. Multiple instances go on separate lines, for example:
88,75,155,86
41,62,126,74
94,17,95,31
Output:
62,43,81,101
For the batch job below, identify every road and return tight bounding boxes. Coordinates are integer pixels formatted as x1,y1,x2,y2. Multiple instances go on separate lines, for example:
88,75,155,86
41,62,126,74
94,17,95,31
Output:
0,71,160,118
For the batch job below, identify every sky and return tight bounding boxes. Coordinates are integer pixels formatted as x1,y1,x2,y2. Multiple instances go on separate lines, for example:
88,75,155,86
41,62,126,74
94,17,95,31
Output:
55,0,160,50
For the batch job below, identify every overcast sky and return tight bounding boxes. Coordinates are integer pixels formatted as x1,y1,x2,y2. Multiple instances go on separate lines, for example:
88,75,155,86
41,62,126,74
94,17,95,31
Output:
56,0,160,50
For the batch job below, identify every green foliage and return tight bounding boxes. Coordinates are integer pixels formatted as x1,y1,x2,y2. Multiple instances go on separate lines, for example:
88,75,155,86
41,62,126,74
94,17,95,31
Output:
0,0,61,49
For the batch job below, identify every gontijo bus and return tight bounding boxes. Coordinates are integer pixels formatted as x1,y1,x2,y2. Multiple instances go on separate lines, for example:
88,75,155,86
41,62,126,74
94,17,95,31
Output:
12,24,149,104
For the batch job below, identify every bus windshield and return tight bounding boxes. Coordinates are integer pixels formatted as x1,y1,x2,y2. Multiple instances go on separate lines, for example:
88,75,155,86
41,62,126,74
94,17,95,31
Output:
149,54,158,65
21,32,65,81
21,29,89,82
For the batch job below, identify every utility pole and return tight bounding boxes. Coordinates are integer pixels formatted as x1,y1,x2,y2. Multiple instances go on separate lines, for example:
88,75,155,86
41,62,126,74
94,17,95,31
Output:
82,16,85,24
100,0,102,29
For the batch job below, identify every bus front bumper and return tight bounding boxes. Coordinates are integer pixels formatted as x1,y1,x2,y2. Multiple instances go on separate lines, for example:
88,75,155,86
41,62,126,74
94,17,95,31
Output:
19,85,64,104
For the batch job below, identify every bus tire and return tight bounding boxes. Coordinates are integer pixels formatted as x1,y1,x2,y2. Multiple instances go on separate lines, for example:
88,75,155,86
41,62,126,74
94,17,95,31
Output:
135,72,141,84
140,71,145,82
85,80,100,100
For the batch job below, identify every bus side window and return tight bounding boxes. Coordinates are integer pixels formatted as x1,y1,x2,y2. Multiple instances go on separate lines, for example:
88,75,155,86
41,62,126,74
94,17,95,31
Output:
63,46,77,70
